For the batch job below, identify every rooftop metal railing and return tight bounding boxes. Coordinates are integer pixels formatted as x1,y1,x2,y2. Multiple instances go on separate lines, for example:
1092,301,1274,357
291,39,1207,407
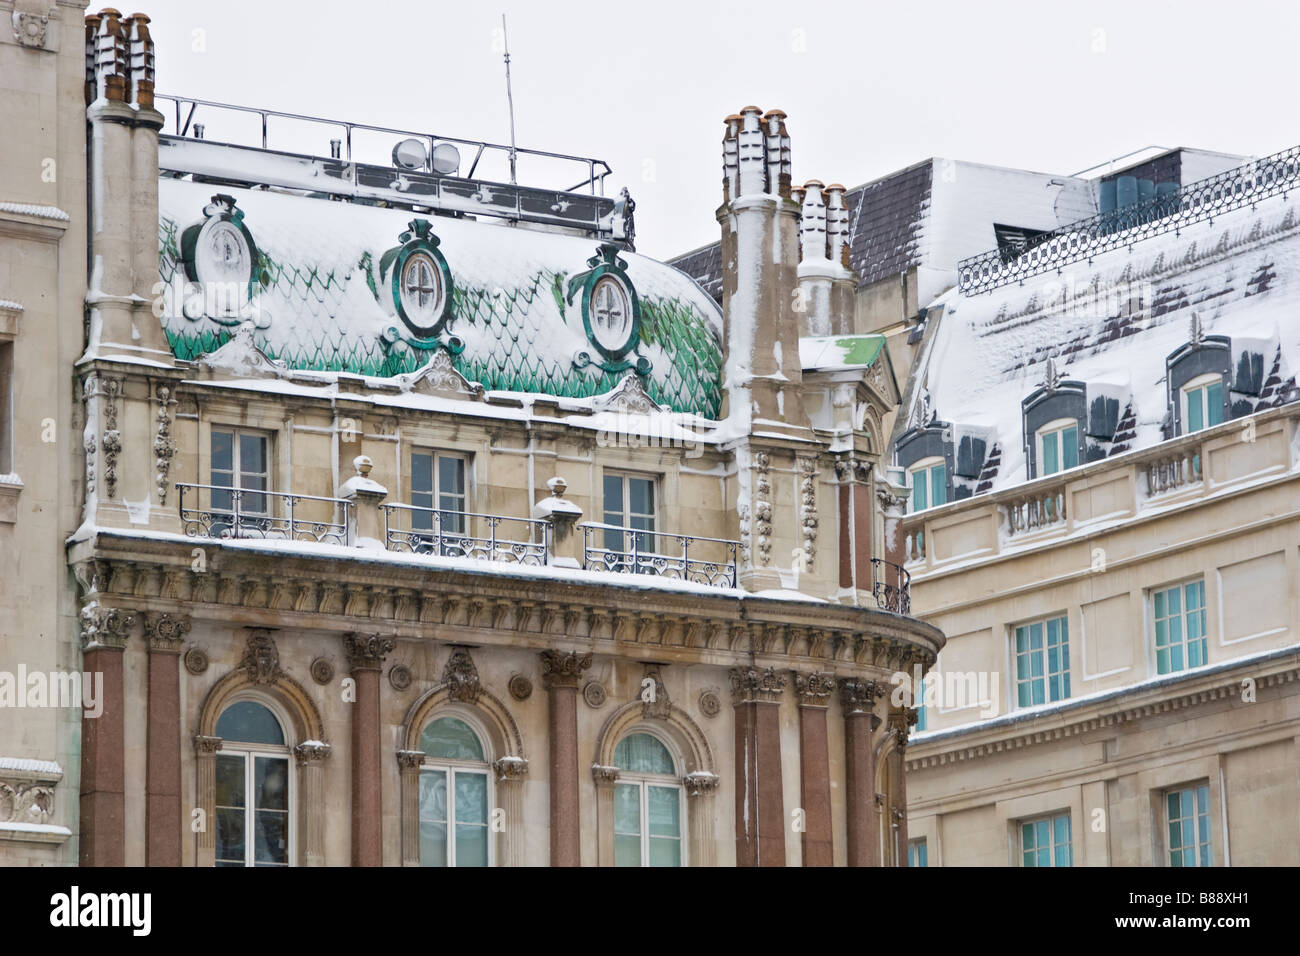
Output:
581,523,739,589
382,504,549,566
177,483,352,545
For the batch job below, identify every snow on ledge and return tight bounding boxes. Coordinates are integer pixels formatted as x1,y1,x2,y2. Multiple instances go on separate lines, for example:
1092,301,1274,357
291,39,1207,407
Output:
0,201,70,222
0,756,63,777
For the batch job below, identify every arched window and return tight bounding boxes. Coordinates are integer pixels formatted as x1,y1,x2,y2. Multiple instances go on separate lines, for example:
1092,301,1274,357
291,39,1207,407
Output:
214,699,292,867
419,715,491,867
613,732,683,867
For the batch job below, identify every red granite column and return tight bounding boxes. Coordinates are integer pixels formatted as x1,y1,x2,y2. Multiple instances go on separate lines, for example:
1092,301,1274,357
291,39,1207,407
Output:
79,607,135,867
836,463,854,589
143,613,190,866
731,666,787,867
853,475,874,590
841,677,883,867
540,650,590,867
794,672,835,866
344,632,394,867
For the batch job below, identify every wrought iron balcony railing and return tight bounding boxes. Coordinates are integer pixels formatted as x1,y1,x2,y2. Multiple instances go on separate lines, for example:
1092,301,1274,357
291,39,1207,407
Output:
177,483,352,545
957,144,1300,295
581,523,739,589
871,558,911,615
382,504,549,566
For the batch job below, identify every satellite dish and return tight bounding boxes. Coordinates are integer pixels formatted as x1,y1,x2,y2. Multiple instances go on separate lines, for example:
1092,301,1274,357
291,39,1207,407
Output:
431,142,461,177
392,138,428,170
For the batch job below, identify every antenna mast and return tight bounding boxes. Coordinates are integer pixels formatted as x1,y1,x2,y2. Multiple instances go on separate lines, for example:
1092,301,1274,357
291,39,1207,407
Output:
502,14,518,185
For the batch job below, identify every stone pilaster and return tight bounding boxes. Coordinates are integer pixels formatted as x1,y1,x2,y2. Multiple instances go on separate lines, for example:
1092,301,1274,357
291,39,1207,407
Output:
79,605,135,866
493,757,529,867
683,771,719,867
730,665,787,866
142,612,188,867
344,632,394,866
840,677,883,867
193,735,222,867
541,649,591,866
293,741,332,867
793,670,835,866
397,749,425,866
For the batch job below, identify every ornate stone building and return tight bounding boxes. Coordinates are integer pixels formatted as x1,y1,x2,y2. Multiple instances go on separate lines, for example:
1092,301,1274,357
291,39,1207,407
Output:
0,4,941,866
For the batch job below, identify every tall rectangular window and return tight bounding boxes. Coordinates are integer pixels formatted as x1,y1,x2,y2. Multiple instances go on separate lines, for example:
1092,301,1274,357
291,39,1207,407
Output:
214,752,290,867
0,341,12,475
1021,812,1072,867
411,451,468,535
211,428,269,515
908,459,946,513
1014,615,1070,708
1037,420,1079,477
1167,784,1211,867
908,839,928,868
1153,580,1207,674
1183,376,1225,434
603,472,656,556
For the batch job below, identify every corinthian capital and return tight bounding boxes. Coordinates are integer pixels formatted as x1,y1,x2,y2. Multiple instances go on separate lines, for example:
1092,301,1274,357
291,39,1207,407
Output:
838,677,883,715
540,650,592,690
79,604,136,651
730,666,786,704
143,612,191,653
344,632,396,671
793,671,836,707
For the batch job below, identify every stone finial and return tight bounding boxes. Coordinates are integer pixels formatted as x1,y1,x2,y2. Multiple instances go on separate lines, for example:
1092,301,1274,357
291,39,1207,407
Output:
354,455,373,477
547,476,567,496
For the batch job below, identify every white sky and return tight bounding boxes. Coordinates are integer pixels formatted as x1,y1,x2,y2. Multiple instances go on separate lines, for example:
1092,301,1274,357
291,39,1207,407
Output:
140,0,1300,261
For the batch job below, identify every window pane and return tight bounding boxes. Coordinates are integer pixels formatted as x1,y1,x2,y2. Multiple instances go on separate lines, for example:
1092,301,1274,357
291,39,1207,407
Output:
412,452,433,496
1186,580,1204,612
648,836,681,867
439,455,465,496
420,819,448,867
1042,432,1059,475
455,772,488,825
455,823,489,867
420,717,485,761
212,430,234,476
240,434,266,477
254,808,288,865
216,700,284,745
1207,382,1223,426
215,753,246,808
419,770,448,867
215,808,246,865
912,474,928,512
1187,387,1204,432
254,755,288,812
930,464,947,507
1021,822,1036,850
1063,427,1079,469
614,834,641,867
614,733,675,774
603,474,623,516
614,784,641,867
647,786,680,839
629,477,654,516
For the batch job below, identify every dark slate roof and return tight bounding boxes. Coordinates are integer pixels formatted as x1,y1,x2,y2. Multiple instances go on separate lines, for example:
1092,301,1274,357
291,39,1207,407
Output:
669,160,935,299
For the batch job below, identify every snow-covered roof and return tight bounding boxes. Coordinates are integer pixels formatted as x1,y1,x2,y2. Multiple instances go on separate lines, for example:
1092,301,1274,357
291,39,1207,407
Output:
898,189,1299,494
157,179,724,418
800,334,886,371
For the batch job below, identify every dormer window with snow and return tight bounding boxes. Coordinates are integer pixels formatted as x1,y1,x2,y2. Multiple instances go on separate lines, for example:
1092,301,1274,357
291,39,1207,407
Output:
1165,326,1231,437
908,457,947,513
1036,419,1080,476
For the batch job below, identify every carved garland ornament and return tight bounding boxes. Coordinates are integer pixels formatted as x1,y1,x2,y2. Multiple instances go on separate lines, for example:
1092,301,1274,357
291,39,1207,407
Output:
797,455,819,566
154,383,178,506
753,451,772,567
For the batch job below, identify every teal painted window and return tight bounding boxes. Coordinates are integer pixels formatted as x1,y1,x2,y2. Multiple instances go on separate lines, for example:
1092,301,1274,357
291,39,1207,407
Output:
418,717,490,867
1167,784,1212,867
1015,616,1071,707
1183,375,1225,434
603,472,657,557
1153,580,1207,674
214,700,290,867
613,733,682,867
211,428,269,515
908,839,928,867
1037,421,1079,477
412,451,467,536
908,459,946,513
1021,812,1072,867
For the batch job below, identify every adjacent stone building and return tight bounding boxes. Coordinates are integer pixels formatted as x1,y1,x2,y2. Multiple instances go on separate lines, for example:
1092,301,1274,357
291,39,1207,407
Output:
0,4,941,866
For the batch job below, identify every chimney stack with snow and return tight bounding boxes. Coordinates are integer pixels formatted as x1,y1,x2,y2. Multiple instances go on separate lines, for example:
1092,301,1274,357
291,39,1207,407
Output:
793,179,856,338
717,106,808,435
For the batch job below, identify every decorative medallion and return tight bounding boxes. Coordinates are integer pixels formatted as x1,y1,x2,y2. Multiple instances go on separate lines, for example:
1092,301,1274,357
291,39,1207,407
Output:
183,646,209,676
180,194,265,322
310,657,335,685
508,674,533,701
698,690,722,718
377,219,461,353
582,680,607,709
388,663,413,692
568,243,650,376
12,10,49,48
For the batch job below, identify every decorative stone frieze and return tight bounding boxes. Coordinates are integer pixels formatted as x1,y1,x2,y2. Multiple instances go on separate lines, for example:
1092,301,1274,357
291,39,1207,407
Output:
582,681,606,708
396,749,425,771
153,383,177,505
508,674,533,701
753,450,772,566
798,455,819,564
310,658,335,685
730,665,786,704
698,690,721,718
388,663,413,692
193,735,222,755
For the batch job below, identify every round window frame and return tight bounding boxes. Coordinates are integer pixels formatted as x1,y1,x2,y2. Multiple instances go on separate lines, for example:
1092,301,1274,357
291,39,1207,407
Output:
391,239,453,339
181,209,261,307
581,268,640,363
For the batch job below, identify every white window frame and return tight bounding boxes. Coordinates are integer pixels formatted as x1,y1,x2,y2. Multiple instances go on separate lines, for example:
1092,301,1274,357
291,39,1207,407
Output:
1012,614,1071,709
213,695,295,868
1165,782,1212,867
602,470,659,556
1151,578,1208,675
1035,418,1080,477
1019,811,1072,867
1180,372,1225,435
411,449,470,534
612,729,686,868
907,456,947,514
210,426,272,515
417,713,494,868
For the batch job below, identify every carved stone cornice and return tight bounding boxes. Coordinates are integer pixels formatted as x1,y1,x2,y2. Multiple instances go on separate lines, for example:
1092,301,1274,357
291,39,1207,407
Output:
142,612,190,653
193,735,222,755
79,604,136,651
442,646,481,703
730,666,787,704
838,677,884,715
493,757,529,781
591,764,620,786
240,629,284,685
540,650,592,690
343,632,395,672
793,670,836,708
293,741,332,766
395,749,425,772
682,771,720,797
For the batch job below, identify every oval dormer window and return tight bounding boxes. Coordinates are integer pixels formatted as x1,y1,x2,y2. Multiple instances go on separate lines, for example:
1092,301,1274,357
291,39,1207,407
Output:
590,274,633,354
399,251,445,336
